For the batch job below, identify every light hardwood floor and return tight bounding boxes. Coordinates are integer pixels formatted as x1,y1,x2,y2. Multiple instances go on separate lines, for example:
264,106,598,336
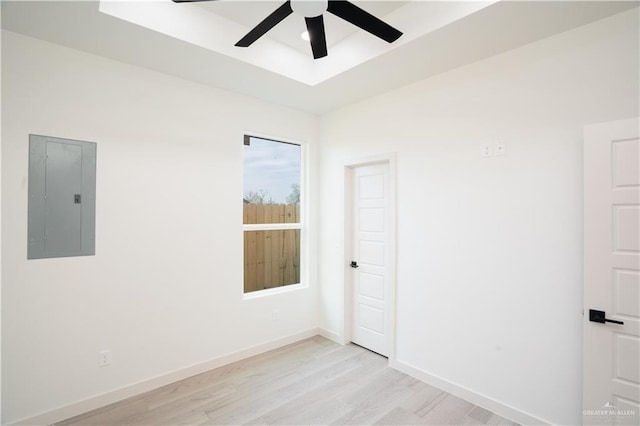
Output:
58,336,519,425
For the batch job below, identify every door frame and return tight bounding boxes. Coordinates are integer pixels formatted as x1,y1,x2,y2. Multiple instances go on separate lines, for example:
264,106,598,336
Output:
342,153,397,360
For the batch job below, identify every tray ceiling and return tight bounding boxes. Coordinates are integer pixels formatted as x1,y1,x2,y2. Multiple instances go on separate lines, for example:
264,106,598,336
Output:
2,1,637,114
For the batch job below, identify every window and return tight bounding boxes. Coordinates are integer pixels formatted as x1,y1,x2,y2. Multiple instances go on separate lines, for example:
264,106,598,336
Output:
243,135,302,294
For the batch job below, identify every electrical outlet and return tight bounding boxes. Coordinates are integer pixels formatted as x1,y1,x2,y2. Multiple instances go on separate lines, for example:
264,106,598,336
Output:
495,143,506,156
99,350,112,367
482,144,493,158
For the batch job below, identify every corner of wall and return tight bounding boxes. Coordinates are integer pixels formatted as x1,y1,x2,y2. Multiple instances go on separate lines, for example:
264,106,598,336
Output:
318,328,344,345
1,9,4,425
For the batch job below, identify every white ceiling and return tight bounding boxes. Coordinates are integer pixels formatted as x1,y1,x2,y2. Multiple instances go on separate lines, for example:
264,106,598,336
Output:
2,1,637,114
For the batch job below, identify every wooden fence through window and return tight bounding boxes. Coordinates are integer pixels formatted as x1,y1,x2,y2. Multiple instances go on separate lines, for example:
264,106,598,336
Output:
243,203,300,293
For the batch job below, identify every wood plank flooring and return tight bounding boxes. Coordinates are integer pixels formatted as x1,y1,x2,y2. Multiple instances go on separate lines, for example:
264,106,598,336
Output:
58,336,519,425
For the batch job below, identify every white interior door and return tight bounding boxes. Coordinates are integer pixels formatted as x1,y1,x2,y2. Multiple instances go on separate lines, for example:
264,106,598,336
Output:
349,162,392,357
584,118,640,425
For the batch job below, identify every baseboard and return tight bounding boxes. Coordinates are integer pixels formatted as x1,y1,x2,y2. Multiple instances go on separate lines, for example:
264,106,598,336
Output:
318,328,344,345
389,359,550,426
11,328,321,426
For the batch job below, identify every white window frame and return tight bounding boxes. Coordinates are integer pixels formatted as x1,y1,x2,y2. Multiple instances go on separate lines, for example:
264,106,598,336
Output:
242,132,307,299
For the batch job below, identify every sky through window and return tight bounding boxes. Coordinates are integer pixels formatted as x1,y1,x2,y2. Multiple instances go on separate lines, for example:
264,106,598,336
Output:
243,137,300,204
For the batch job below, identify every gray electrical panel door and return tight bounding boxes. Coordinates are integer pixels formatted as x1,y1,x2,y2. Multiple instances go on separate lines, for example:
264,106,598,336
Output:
28,135,97,259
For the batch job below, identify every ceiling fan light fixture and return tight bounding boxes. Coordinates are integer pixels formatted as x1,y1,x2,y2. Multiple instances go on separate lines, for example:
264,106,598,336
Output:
291,0,328,18
173,0,403,60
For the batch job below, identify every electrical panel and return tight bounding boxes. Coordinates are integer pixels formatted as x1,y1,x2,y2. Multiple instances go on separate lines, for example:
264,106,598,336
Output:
28,134,97,259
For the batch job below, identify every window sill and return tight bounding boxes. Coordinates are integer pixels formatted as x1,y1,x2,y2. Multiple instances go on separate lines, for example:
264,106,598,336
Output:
243,283,305,300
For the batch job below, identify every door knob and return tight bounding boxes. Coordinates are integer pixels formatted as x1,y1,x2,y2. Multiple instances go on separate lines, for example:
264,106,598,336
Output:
589,309,624,325
350,261,359,268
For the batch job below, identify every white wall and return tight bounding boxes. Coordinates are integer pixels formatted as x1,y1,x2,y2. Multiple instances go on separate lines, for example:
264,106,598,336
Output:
0,7,3,424
1,31,318,424
318,9,638,426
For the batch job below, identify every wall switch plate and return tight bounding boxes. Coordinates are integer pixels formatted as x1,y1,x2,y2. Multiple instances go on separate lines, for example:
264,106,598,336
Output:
99,350,112,367
482,144,493,158
495,143,506,156
272,309,279,321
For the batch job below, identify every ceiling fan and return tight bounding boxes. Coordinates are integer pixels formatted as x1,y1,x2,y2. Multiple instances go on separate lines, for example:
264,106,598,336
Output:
172,0,403,59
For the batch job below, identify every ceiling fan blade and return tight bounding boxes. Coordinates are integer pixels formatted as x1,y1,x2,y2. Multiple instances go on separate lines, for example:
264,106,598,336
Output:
235,1,293,47
327,0,402,43
305,15,328,59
